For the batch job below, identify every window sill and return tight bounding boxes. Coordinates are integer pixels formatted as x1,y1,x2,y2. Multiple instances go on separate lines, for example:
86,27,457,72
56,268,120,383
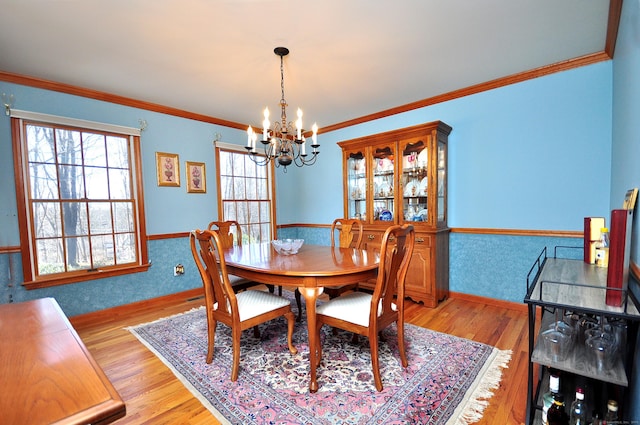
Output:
23,263,152,290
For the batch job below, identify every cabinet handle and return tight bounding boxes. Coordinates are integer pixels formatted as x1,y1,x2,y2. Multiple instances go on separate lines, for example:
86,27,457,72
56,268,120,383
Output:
416,237,425,243
368,234,375,240
388,236,396,242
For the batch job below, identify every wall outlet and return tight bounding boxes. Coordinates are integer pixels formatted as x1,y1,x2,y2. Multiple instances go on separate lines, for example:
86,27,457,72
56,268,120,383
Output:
173,264,184,276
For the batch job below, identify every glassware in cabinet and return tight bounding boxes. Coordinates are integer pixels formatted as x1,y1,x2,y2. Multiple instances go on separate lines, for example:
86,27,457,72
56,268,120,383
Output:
346,151,367,221
372,145,395,223
400,139,428,223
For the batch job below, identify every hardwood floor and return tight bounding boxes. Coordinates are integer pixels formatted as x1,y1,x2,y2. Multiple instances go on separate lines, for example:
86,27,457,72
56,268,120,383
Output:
70,289,530,425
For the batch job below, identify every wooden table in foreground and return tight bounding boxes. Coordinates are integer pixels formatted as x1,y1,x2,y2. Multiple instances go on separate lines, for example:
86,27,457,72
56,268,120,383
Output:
223,242,379,392
0,297,126,425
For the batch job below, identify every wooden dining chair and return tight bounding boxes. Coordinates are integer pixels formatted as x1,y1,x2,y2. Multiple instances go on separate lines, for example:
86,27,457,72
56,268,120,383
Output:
207,220,262,293
314,224,415,391
323,218,364,299
190,229,297,381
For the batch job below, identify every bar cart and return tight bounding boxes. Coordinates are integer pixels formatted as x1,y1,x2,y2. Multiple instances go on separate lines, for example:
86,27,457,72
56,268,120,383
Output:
524,246,640,424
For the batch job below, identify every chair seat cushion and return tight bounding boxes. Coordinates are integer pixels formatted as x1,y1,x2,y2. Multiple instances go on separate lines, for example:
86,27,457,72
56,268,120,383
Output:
235,290,292,322
316,292,397,327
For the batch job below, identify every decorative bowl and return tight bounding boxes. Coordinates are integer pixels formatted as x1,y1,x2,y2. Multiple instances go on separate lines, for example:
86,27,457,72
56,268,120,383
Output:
271,239,304,255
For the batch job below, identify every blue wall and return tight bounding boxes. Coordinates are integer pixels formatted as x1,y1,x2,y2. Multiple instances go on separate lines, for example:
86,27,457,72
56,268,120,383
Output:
0,60,614,316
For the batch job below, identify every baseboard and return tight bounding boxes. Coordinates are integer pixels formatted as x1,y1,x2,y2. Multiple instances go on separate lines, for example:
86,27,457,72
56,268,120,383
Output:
69,287,204,328
448,291,528,313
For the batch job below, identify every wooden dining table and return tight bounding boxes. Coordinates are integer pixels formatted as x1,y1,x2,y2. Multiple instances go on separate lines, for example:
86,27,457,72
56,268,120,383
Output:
223,242,379,392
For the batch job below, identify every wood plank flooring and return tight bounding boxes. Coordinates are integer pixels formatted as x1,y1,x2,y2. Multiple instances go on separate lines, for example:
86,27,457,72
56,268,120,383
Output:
70,289,530,425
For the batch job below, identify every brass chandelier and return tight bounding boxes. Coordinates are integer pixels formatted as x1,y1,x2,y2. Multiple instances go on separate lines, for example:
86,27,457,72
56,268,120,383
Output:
246,47,319,171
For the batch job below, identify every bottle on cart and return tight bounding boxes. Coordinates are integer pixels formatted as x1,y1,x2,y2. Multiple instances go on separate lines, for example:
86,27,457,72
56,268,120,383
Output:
594,227,609,267
547,392,569,425
542,372,561,424
603,400,619,424
569,387,588,425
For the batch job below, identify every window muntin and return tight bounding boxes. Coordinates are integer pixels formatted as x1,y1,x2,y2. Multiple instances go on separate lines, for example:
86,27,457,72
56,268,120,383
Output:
217,148,273,244
13,116,148,287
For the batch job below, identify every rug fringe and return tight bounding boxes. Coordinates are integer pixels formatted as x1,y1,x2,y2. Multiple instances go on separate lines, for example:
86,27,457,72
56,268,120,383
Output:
447,348,512,425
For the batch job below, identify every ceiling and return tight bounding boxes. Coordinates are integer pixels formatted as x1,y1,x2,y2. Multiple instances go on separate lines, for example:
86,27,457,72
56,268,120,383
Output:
0,1,616,132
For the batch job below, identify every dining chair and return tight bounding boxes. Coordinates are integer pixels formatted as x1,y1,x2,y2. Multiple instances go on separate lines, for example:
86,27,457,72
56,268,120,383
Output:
314,224,415,391
323,218,364,299
190,229,297,381
207,220,262,293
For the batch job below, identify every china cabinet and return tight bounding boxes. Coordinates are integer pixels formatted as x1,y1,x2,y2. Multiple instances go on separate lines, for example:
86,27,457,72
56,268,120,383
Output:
524,247,640,424
338,121,451,307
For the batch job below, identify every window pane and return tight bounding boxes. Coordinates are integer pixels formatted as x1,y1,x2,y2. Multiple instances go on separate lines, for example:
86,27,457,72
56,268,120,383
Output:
109,169,131,199
85,166,109,199
62,202,88,237
92,235,115,267
36,239,64,275
219,151,232,176
246,177,257,200
223,201,236,222
27,125,55,163
260,202,270,223
107,136,129,169
244,155,256,178
88,202,113,234
261,224,271,242
33,202,62,238
113,202,134,232
66,236,90,270
116,233,136,264
58,165,85,199
83,132,107,167
248,201,259,223
30,164,59,200
234,177,246,199
56,129,82,165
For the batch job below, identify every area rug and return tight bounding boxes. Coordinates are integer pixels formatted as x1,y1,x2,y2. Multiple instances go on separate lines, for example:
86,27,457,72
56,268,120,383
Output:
127,295,511,424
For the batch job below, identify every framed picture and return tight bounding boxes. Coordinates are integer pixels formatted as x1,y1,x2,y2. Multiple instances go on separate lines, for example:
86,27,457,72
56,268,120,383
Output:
156,152,180,187
186,161,206,193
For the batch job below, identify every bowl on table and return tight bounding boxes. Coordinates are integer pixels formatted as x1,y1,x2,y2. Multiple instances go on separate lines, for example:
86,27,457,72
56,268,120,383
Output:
271,239,304,255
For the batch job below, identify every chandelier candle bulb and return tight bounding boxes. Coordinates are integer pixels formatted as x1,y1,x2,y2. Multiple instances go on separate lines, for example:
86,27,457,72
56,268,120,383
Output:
296,108,303,139
301,137,306,156
263,108,270,140
247,126,253,147
312,123,318,146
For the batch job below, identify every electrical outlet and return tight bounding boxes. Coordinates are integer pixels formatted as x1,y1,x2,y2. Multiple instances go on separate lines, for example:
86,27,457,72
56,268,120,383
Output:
173,264,184,276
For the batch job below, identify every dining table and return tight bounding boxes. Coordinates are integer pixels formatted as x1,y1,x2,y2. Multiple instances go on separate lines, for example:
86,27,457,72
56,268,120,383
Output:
223,242,379,392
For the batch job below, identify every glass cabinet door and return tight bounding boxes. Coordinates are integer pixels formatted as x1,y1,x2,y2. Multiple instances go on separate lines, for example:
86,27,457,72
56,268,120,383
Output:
436,139,447,224
400,138,429,224
346,151,367,221
371,144,395,223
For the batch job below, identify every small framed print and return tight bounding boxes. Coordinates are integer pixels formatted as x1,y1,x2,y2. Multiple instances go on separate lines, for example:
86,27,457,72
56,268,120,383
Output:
186,161,206,193
156,152,180,187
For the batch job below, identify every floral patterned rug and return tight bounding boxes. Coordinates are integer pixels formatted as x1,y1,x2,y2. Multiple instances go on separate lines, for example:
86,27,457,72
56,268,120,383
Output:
128,296,511,424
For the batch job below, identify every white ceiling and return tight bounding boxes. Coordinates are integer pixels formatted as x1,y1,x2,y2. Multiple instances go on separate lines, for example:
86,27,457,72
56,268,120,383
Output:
0,0,613,131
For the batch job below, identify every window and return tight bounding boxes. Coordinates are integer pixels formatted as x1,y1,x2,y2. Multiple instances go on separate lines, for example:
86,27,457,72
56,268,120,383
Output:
215,144,275,243
12,112,149,288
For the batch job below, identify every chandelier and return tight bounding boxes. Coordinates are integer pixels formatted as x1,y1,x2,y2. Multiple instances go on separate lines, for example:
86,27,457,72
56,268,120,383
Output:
246,47,319,172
